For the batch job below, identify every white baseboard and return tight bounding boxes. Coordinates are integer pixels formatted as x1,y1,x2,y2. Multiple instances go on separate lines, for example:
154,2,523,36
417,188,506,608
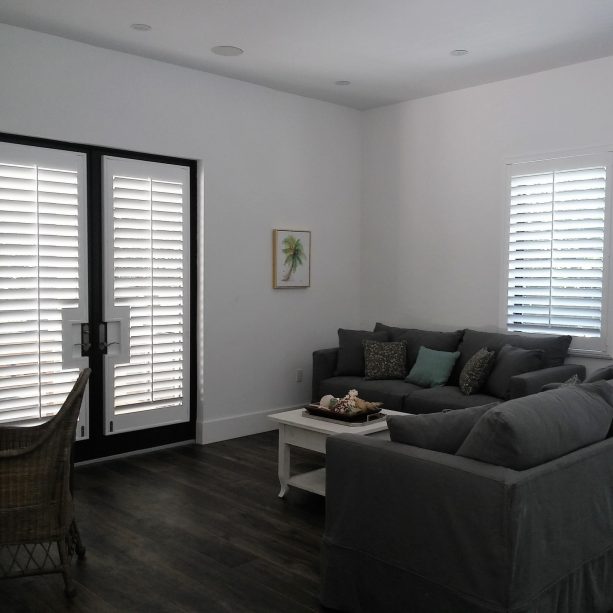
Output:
197,404,305,444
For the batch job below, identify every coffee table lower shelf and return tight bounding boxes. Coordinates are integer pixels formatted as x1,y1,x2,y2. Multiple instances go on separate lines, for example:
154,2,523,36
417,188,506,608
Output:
270,407,405,498
287,467,326,496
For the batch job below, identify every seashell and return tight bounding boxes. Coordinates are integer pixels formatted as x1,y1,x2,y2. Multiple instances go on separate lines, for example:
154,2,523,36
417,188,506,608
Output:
319,394,335,409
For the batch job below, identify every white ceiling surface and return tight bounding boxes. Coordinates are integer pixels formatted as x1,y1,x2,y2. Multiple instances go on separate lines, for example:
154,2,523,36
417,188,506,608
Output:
2,0,613,109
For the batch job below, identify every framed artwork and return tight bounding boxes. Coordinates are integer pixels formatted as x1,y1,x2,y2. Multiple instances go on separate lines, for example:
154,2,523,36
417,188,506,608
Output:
273,229,311,288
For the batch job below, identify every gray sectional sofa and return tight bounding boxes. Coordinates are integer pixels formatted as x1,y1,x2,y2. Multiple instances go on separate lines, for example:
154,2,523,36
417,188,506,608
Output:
312,324,585,413
321,382,613,613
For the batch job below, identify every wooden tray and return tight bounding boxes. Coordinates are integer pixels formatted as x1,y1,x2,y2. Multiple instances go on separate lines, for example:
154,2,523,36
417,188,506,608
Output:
305,404,383,423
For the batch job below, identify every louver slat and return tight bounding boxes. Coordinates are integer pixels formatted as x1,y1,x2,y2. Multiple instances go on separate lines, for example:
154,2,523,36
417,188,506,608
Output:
112,175,185,415
0,158,82,423
507,165,607,341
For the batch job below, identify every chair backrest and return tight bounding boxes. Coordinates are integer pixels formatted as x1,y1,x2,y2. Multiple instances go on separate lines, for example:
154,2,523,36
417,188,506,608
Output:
0,368,91,544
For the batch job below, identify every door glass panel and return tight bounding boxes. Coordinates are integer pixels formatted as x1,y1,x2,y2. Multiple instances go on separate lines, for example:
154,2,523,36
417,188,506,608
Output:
102,157,190,434
0,143,89,435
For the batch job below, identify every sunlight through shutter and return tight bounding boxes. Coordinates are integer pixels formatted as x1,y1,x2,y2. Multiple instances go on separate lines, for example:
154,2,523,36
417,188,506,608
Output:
507,162,607,347
0,149,85,423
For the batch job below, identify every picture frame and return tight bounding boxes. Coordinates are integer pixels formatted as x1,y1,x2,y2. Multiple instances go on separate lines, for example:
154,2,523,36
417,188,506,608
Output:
273,229,311,288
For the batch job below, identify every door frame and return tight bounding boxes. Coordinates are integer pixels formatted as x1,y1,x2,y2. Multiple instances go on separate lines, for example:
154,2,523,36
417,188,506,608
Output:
0,132,198,461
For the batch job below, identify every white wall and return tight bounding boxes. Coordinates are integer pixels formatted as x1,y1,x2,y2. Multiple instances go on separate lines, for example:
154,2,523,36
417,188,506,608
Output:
361,56,613,374
0,24,362,442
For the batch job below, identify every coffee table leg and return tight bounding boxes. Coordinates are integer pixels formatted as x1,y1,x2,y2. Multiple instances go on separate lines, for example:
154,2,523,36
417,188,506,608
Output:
278,424,290,498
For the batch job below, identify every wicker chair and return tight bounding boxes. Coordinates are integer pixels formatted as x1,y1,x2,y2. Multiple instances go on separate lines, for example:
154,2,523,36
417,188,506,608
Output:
0,368,91,597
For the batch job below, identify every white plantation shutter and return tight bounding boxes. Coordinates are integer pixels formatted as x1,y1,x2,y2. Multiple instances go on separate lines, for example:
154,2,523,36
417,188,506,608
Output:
103,157,189,433
506,154,611,353
0,144,88,425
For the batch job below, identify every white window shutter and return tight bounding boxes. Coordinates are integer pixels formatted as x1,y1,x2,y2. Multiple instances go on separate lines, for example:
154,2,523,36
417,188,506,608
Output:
102,156,190,433
507,155,610,353
0,145,87,424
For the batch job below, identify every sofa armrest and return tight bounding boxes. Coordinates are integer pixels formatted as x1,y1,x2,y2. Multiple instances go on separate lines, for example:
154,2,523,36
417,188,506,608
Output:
505,437,613,605
508,364,586,399
323,434,513,606
312,347,338,402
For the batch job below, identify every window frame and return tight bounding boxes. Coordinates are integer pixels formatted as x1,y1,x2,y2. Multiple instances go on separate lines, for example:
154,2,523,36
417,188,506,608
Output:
500,148,613,358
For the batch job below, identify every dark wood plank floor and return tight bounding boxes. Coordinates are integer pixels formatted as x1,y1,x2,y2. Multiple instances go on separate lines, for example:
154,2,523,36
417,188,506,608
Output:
0,431,327,613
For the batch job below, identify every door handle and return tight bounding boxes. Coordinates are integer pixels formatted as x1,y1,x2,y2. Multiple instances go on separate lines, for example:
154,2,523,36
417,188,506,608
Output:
98,322,119,353
76,322,91,355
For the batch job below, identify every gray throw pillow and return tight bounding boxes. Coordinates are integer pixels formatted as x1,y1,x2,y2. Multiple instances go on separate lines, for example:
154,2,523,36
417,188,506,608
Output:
457,382,613,470
459,347,496,395
363,340,407,380
387,402,498,453
486,344,544,399
335,329,388,376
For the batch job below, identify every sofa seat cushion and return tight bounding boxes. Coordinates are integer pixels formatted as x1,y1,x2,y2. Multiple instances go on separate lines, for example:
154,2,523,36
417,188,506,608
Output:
450,329,571,384
404,385,500,415
319,376,420,411
387,402,498,453
457,381,613,470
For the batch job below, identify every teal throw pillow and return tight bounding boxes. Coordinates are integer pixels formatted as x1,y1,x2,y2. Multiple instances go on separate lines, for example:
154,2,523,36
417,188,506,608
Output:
406,346,460,388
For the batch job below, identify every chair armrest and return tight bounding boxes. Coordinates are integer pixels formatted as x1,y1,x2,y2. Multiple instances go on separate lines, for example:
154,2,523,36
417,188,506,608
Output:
323,434,513,606
508,364,586,399
312,347,339,402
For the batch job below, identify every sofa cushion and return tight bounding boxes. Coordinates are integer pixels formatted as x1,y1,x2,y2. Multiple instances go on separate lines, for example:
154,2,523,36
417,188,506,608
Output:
335,329,388,376
457,381,613,470
485,345,544,399
450,329,572,384
374,323,463,371
586,365,613,383
363,340,407,380
319,376,420,411
387,402,498,453
459,347,496,395
404,385,500,414
406,347,460,388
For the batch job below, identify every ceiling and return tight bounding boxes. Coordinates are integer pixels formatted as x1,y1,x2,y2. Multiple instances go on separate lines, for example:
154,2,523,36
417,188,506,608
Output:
1,0,613,110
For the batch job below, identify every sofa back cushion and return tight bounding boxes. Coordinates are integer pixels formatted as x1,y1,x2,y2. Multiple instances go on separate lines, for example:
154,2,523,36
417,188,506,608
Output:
456,381,613,469
450,329,572,384
388,402,498,453
373,323,463,372
335,329,388,376
485,344,544,399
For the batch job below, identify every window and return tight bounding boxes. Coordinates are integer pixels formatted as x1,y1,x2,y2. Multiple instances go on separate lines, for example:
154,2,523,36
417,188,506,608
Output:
505,152,612,355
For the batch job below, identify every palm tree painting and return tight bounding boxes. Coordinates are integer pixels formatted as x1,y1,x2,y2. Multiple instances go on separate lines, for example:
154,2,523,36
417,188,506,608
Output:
273,229,311,288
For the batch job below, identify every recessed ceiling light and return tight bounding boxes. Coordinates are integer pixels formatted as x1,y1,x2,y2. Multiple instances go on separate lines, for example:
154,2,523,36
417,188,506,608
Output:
450,49,469,56
130,23,152,31
335,80,351,86
211,45,244,57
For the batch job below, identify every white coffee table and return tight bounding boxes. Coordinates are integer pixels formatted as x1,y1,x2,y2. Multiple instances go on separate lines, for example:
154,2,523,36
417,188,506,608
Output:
269,407,405,498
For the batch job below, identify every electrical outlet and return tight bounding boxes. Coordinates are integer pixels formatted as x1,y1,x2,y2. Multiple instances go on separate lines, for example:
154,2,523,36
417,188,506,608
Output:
296,368,303,383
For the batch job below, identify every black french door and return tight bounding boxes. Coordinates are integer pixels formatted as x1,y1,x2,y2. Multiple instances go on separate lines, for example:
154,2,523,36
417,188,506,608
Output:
0,133,197,461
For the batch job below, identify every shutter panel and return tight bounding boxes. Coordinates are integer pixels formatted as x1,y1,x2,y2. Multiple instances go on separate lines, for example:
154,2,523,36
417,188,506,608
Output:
507,162,607,344
0,148,86,424
104,157,189,430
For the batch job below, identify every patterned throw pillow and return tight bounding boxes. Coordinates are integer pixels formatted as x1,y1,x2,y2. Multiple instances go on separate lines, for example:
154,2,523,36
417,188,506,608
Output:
459,347,496,395
363,340,407,380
